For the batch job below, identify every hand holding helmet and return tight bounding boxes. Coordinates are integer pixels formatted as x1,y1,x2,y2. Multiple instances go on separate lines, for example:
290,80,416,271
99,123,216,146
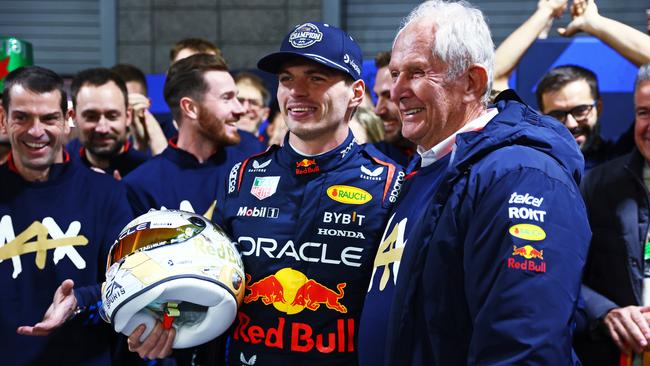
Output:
100,209,244,349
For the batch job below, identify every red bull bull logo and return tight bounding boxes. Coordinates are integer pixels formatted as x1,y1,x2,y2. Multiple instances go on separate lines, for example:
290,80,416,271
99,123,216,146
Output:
511,244,543,259
235,268,353,353
244,268,347,314
509,244,546,273
295,159,320,175
244,274,285,305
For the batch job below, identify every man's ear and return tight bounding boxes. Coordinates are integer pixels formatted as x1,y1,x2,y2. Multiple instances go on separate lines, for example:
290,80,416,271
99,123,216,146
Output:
0,106,6,134
179,97,199,120
462,64,488,104
63,107,72,135
67,108,76,122
349,79,366,109
125,106,133,127
596,98,603,117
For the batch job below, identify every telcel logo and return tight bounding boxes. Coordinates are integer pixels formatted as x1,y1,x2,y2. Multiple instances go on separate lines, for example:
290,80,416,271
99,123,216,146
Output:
326,185,372,205
508,224,546,241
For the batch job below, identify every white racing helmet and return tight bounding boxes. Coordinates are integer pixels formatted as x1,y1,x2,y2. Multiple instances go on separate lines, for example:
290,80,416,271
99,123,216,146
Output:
100,209,244,349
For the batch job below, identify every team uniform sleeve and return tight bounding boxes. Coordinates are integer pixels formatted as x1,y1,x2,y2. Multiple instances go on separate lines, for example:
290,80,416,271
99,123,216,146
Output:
123,177,149,217
463,167,591,365
76,182,134,322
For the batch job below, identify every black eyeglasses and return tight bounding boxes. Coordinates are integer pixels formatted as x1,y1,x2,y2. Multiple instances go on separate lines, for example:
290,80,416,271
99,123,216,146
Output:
546,103,596,123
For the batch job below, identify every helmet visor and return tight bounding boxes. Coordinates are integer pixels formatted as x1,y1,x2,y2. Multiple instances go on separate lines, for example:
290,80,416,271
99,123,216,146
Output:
108,217,206,268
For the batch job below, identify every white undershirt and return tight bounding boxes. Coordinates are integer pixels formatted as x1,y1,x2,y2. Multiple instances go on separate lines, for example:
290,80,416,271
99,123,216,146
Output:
418,108,498,168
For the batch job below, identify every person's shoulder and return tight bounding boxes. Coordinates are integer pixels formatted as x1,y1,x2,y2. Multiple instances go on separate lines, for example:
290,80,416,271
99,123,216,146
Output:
583,151,634,187
360,142,404,170
471,144,573,186
228,130,267,157
122,151,172,183
226,145,279,195
123,146,150,162
72,161,121,185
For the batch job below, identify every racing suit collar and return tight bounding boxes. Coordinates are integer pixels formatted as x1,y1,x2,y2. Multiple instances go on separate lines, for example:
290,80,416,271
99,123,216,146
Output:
279,130,359,176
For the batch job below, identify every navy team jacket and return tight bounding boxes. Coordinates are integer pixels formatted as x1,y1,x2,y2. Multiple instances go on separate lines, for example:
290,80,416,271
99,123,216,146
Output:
384,92,591,365
123,139,250,221
222,132,404,366
0,154,133,366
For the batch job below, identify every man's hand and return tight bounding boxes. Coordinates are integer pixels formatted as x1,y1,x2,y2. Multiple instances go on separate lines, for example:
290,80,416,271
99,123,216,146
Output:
128,93,167,155
128,322,175,360
603,305,650,353
538,0,568,19
16,279,77,336
558,0,599,37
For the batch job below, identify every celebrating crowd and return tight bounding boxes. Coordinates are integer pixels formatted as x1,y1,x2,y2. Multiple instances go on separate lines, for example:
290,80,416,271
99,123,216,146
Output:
2,0,650,365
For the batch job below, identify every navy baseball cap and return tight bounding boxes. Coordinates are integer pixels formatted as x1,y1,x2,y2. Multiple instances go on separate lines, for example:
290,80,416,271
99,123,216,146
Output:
257,22,363,81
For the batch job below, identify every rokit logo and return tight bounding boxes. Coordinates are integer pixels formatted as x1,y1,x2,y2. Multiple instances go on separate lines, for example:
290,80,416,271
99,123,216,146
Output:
248,159,271,173
237,206,279,219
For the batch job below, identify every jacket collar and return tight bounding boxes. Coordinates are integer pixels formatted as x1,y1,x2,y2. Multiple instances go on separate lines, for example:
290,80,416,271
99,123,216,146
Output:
277,130,359,177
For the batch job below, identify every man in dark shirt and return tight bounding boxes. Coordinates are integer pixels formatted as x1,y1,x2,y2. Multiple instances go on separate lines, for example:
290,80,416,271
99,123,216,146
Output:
68,68,148,178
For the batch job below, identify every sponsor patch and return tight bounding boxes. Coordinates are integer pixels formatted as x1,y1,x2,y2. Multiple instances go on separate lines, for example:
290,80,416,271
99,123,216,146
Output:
508,244,546,273
237,206,279,219
251,176,280,200
360,165,383,180
288,23,323,48
326,185,372,205
237,236,364,267
508,206,546,222
388,171,405,203
508,192,544,207
317,228,365,239
339,139,354,159
509,224,546,241
228,162,242,193
322,211,365,226
295,158,320,175
248,159,271,173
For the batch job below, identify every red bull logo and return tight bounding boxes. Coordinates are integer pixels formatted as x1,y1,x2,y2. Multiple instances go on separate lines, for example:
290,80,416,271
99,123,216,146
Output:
509,245,546,273
244,274,286,305
295,159,320,175
233,312,356,353
296,159,316,168
244,268,347,314
235,268,353,353
512,244,544,259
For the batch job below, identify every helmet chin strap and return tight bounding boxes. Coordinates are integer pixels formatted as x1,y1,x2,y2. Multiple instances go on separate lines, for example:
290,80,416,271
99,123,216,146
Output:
162,302,180,329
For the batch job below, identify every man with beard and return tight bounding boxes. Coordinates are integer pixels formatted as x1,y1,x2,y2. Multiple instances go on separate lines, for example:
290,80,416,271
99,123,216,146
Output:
123,53,246,220
536,65,634,170
573,64,650,366
371,51,415,166
68,68,148,179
